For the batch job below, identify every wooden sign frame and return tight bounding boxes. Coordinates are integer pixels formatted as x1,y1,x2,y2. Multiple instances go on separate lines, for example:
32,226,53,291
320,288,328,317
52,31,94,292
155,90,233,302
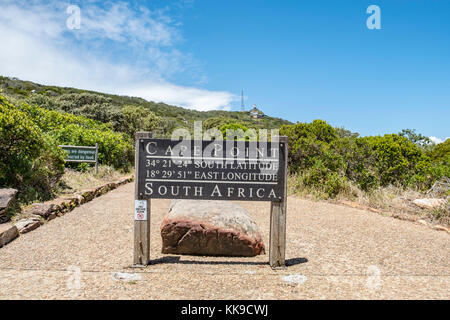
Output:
133,132,288,269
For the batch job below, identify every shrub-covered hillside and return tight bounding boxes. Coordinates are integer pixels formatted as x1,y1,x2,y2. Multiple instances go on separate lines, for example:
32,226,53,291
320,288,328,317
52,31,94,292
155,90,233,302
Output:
0,76,291,137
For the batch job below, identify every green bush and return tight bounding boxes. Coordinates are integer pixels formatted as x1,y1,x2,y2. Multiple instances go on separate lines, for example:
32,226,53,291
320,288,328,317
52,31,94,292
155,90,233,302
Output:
0,96,65,201
120,105,161,137
363,134,430,187
430,139,450,164
281,120,344,172
15,99,112,132
204,117,237,130
24,93,163,138
425,139,450,185
220,123,258,140
280,120,447,198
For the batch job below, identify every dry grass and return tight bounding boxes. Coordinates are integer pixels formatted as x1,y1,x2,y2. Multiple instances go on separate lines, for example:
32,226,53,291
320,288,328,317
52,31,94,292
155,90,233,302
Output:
55,165,129,196
356,186,449,226
288,175,449,226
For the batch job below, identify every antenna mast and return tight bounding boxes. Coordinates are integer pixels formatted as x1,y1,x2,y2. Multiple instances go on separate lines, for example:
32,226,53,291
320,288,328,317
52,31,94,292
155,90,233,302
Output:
241,89,245,111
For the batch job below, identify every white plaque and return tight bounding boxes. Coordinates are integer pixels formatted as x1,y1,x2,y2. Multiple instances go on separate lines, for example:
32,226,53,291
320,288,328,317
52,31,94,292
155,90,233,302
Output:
134,200,147,221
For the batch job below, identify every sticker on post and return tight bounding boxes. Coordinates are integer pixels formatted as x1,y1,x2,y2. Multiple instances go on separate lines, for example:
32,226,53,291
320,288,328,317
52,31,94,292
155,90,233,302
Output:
134,200,147,221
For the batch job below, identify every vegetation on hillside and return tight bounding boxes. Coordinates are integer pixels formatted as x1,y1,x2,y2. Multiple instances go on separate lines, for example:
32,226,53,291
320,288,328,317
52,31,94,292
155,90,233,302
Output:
0,96,65,202
0,76,291,137
280,120,449,199
0,95,133,203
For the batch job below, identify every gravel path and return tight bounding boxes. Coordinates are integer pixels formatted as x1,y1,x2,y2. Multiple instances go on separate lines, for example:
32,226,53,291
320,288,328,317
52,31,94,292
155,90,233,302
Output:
0,183,448,299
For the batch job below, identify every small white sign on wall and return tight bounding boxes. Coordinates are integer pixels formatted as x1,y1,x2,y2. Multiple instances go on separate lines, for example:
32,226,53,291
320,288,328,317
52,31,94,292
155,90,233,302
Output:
134,200,147,221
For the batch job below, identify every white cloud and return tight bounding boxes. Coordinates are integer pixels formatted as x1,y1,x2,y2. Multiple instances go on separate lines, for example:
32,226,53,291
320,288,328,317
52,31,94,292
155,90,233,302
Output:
0,0,235,110
77,2,179,46
121,83,235,111
429,136,449,144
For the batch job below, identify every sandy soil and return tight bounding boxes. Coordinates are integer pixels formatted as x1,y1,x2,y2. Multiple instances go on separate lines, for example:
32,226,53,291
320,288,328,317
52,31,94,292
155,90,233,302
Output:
0,183,448,299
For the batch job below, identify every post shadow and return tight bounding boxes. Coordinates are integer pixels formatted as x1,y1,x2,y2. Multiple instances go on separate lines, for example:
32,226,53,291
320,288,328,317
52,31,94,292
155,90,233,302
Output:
150,256,308,267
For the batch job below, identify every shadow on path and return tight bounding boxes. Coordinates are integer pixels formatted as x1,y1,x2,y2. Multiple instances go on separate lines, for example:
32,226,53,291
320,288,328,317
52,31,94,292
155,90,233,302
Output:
151,256,308,267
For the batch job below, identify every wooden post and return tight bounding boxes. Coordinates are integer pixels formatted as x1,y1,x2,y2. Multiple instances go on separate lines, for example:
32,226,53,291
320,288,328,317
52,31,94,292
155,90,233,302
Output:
94,143,99,175
269,136,288,268
133,132,152,266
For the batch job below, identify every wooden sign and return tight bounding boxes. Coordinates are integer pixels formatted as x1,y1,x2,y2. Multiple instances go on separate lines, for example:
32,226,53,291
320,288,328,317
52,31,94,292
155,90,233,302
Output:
136,139,286,202
133,132,288,269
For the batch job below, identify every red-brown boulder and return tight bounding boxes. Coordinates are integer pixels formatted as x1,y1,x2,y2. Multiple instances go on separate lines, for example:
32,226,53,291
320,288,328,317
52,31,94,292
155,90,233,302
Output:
161,200,265,257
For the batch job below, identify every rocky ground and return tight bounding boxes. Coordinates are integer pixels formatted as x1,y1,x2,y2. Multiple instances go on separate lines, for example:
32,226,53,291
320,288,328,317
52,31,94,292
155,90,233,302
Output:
0,183,448,299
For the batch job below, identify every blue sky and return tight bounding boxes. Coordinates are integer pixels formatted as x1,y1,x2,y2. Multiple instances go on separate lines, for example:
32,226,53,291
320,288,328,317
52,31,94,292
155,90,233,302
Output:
0,0,448,141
